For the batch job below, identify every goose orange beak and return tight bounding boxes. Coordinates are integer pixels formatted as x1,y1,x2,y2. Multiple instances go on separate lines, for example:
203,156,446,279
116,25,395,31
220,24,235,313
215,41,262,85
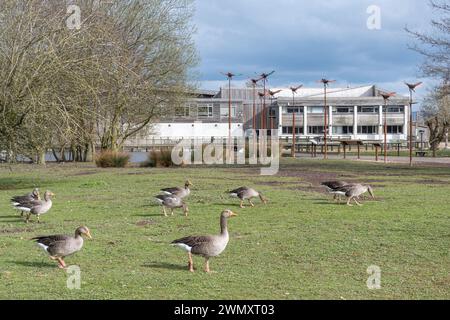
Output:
230,212,238,217
86,231,92,239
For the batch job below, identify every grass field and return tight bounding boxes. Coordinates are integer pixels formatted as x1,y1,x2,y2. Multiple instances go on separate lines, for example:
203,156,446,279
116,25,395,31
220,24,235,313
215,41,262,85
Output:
0,159,449,300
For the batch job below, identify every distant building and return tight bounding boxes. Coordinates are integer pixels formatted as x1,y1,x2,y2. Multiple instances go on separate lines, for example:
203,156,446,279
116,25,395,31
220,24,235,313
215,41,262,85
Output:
132,85,413,145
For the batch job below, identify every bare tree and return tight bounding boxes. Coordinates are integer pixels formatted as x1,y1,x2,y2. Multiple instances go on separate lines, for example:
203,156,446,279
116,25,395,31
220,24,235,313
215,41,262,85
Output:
406,0,450,80
421,83,450,156
0,0,198,163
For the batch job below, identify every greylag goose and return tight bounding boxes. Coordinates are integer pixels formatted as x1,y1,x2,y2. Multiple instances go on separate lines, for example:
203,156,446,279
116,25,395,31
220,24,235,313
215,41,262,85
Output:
155,194,189,217
321,181,349,203
335,184,375,206
171,209,237,273
160,180,193,199
14,190,55,223
11,188,40,216
228,187,267,208
32,226,92,269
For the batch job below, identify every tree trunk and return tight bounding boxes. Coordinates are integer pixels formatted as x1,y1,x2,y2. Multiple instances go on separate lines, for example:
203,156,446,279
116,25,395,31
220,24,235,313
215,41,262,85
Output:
37,149,46,165
85,140,95,162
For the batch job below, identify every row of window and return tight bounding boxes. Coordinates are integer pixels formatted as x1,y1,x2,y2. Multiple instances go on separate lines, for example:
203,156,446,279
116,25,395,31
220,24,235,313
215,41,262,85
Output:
177,104,238,118
282,125,404,135
284,106,404,114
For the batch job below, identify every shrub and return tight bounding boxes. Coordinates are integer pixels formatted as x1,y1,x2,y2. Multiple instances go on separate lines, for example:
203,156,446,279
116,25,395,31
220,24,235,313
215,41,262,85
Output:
95,150,130,168
143,148,174,167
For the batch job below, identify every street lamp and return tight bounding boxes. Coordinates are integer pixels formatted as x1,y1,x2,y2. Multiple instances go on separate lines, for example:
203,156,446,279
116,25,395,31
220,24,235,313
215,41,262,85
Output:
259,71,275,130
258,91,266,131
381,92,396,163
290,85,303,157
319,78,336,159
268,89,282,131
221,72,239,140
405,81,422,167
250,77,263,132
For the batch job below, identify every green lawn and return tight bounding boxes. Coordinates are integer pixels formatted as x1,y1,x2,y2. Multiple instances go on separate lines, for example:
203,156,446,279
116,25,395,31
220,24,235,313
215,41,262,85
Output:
0,159,449,299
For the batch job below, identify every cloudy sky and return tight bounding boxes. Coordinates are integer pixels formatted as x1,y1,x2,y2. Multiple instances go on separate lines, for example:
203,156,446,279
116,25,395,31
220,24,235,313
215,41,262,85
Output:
192,0,434,98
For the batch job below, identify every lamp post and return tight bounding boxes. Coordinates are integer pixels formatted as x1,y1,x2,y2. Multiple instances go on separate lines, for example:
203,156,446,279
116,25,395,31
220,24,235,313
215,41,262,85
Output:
221,72,237,141
268,89,282,131
250,77,263,132
319,79,336,159
405,82,422,167
258,91,266,132
259,71,275,130
290,85,303,157
419,129,425,151
381,92,396,163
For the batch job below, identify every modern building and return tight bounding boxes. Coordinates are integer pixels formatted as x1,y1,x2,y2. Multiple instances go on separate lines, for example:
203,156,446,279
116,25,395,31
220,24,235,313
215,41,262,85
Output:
142,85,411,144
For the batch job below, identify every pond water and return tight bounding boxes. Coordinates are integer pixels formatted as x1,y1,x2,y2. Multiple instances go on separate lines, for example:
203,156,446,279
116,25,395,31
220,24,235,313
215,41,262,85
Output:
45,152,149,163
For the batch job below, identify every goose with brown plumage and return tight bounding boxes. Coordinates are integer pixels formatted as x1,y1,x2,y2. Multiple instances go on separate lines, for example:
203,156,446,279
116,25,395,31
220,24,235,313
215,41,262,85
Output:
228,187,267,208
11,188,40,216
321,181,349,203
334,184,375,206
155,194,189,216
13,190,54,223
32,226,92,269
160,180,193,199
171,209,237,273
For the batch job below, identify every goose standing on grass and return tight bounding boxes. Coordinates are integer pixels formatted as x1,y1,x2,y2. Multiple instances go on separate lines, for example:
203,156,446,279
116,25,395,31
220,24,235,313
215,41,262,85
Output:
171,209,237,273
335,184,375,206
321,181,349,203
11,188,40,216
32,226,92,269
160,180,193,199
228,187,267,208
155,194,189,217
14,190,55,223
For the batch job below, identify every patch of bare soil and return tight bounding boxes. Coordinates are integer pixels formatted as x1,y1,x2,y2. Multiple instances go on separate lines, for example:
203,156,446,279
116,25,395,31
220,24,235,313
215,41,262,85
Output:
277,169,358,186
0,227,33,234
70,170,99,176
416,179,450,185
136,219,157,226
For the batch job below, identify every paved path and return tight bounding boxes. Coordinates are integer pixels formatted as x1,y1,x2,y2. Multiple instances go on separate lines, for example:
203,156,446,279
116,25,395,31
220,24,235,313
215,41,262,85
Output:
294,154,450,166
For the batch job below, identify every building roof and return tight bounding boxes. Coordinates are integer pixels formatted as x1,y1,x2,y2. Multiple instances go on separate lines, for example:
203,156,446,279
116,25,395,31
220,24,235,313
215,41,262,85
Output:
215,85,408,101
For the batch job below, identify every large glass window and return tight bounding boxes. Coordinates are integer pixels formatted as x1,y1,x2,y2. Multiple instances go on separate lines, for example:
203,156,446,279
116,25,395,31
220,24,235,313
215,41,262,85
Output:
286,107,304,114
175,105,190,117
358,106,379,113
387,125,403,134
385,106,404,113
198,104,213,118
308,107,324,114
357,126,379,134
282,126,303,134
332,126,354,134
333,107,354,113
220,105,236,117
308,126,325,134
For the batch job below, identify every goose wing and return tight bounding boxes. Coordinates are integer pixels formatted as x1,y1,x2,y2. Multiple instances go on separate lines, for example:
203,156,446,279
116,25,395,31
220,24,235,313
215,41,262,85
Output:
14,198,42,209
321,181,347,190
160,187,181,194
171,235,213,250
229,187,248,194
32,235,70,246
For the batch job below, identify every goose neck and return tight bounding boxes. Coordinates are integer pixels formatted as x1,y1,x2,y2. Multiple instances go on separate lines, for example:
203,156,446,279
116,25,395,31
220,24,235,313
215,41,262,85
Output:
220,216,228,236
